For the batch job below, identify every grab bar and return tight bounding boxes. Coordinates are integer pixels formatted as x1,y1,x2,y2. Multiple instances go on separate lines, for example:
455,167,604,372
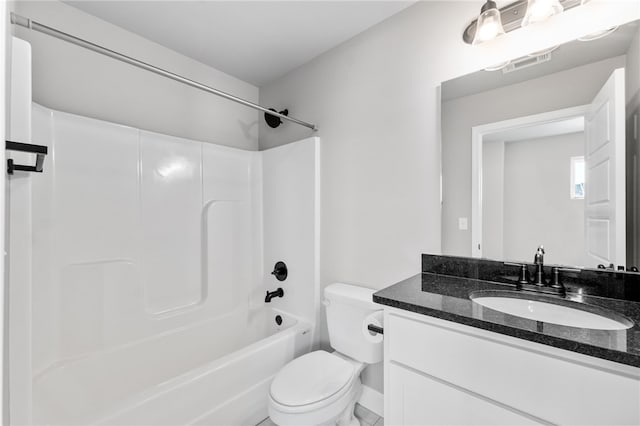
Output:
6,140,48,174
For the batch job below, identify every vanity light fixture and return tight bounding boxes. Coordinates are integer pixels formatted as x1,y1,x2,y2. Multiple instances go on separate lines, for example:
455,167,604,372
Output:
574,0,620,41
484,60,511,71
463,0,582,44
472,0,506,45
577,26,619,41
527,44,559,56
521,0,564,27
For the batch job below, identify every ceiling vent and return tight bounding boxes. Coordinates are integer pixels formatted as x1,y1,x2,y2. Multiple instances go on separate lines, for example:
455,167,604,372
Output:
502,52,552,74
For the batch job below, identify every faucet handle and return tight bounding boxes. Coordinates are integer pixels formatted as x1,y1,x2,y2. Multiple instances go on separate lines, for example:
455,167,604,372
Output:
550,267,561,287
517,264,530,284
549,267,578,294
504,262,530,284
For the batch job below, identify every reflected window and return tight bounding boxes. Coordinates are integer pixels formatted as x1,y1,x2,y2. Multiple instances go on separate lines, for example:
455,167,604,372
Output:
571,156,585,199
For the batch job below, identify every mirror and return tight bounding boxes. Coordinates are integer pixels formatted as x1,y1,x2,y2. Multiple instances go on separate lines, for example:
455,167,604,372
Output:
441,20,640,269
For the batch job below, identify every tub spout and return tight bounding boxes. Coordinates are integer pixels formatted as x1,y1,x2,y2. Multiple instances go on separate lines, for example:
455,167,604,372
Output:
265,288,284,303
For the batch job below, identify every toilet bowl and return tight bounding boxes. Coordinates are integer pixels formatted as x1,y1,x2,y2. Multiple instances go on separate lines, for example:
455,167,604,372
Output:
268,351,364,426
268,283,383,426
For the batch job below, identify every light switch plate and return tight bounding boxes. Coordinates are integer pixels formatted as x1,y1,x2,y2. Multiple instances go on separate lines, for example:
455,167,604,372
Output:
458,217,468,230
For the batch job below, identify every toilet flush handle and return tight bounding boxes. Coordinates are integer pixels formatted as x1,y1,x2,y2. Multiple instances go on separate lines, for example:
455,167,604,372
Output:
367,324,384,335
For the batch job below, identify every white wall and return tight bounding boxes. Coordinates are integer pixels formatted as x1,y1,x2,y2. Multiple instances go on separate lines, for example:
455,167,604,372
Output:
502,133,585,266
482,141,505,260
625,26,640,268
626,26,640,106
7,37,32,425
442,56,626,258
482,133,585,266
1,1,8,423
9,0,259,150
258,0,640,394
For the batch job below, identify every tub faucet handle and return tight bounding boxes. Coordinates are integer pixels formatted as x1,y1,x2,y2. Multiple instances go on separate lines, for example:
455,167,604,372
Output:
271,261,288,281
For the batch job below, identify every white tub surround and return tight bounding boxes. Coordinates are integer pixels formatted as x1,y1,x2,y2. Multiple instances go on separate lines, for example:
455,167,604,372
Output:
8,104,320,425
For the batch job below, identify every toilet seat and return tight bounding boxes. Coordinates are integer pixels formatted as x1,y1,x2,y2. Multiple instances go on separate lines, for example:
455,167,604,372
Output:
269,351,357,413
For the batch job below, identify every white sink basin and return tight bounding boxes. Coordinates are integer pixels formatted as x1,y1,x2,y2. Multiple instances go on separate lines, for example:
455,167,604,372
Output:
470,291,633,330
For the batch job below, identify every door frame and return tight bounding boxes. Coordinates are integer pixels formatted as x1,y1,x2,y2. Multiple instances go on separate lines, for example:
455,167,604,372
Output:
470,104,590,258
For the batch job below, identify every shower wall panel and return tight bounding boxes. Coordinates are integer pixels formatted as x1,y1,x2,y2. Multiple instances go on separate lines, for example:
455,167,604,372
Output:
202,144,257,316
140,131,203,314
262,138,320,328
53,110,141,361
24,103,259,376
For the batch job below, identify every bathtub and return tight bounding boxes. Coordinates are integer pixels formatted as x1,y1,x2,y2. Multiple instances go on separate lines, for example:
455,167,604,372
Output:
33,308,313,425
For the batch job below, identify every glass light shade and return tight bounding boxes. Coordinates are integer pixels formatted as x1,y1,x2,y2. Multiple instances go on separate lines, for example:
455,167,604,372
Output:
578,26,619,41
527,44,559,56
484,60,511,71
521,0,564,27
473,3,506,45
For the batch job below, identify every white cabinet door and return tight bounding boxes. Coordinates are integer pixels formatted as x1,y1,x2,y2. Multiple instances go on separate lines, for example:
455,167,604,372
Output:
384,308,640,426
585,68,626,267
388,363,544,426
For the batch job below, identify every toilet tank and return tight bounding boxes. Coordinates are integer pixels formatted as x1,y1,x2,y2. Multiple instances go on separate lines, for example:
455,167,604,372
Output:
324,283,383,364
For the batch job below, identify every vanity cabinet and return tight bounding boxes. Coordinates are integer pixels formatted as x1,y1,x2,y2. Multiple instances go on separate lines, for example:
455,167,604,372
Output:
384,308,640,426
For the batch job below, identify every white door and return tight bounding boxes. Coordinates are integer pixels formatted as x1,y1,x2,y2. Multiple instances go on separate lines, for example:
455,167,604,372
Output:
585,68,626,268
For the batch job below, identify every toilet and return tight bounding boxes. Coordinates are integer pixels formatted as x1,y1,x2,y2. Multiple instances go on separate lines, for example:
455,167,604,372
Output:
268,283,383,426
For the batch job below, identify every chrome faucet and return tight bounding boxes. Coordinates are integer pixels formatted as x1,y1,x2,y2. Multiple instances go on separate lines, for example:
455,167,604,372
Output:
533,245,545,286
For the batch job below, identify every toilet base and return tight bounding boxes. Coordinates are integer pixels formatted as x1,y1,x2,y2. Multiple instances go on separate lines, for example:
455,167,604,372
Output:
345,417,360,426
335,397,360,426
269,378,362,426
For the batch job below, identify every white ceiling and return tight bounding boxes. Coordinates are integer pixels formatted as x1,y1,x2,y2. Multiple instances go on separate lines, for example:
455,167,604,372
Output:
64,1,415,87
442,20,639,102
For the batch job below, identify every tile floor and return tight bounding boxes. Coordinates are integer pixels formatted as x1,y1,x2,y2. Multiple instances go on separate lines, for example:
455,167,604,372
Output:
354,403,384,426
257,403,383,426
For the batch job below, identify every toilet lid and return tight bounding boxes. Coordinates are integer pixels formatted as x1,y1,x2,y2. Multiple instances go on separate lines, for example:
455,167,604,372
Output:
270,351,355,407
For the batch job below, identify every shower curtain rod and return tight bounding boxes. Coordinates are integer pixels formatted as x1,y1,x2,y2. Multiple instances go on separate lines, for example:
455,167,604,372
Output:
10,13,318,131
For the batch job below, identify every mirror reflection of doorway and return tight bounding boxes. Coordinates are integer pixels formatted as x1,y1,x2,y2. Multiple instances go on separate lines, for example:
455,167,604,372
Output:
473,69,627,268
481,114,586,266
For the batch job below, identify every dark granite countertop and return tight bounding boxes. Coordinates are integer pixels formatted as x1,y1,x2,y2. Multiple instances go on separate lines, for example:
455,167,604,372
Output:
373,272,640,368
